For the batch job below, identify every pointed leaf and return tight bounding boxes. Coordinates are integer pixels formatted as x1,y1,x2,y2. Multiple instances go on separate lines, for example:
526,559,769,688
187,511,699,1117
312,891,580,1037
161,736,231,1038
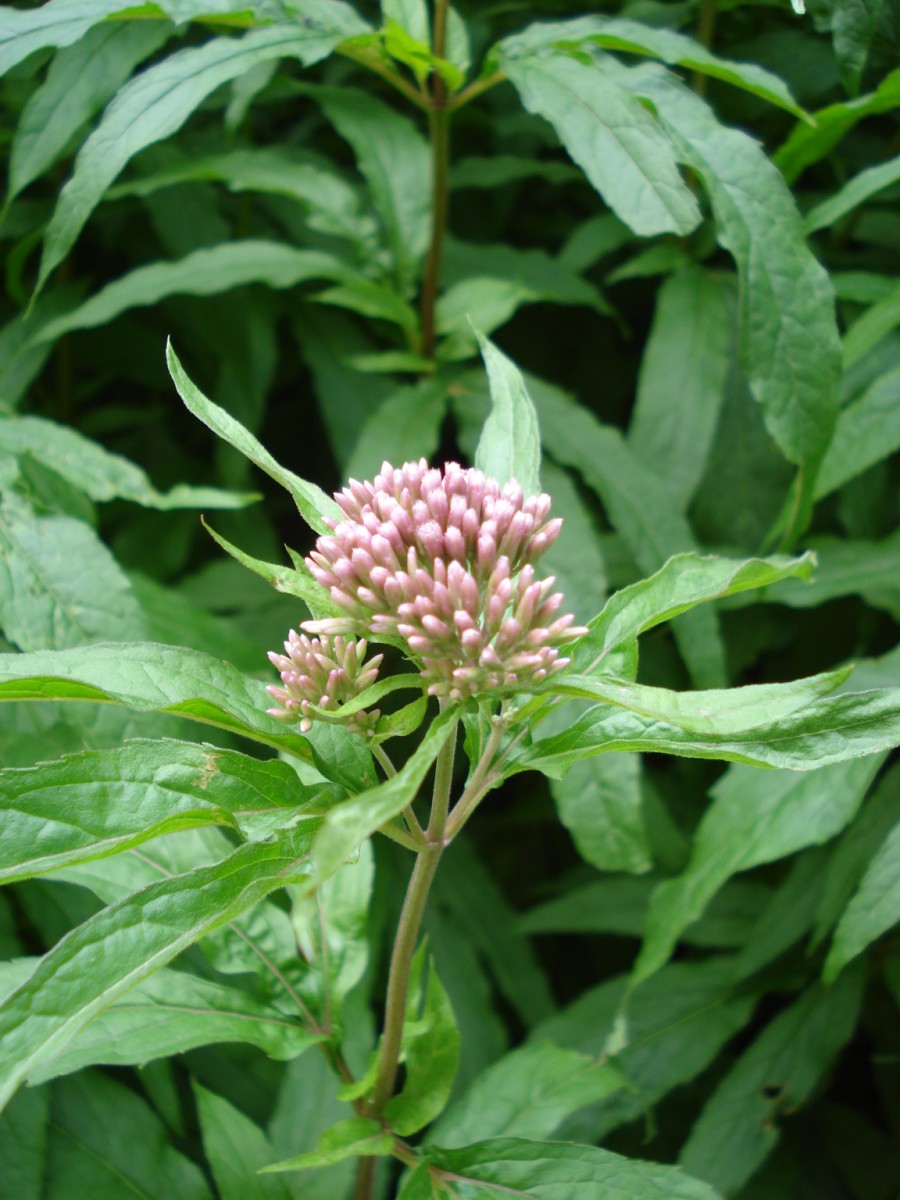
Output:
825,816,900,981
815,365,900,497
194,1083,293,1200
261,1117,394,1173
474,333,541,497
807,153,900,233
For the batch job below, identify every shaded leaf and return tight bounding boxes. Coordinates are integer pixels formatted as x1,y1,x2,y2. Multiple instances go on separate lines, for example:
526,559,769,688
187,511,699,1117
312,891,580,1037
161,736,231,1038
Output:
807,153,900,232
815,365,900,497
825,814,900,981
474,333,541,496
194,1082,292,1200
261,1117,393,1173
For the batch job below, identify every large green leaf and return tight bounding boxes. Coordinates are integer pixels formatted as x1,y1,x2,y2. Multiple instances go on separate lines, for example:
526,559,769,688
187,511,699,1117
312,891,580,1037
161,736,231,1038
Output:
37,13,369,292
551,753,651,874
495,14,804,116
412,1137,722,1200
0,414,253,510
632,755,883,984
5,21,171,209
194,1083,293,1200
825,815,900,981
0,825,314,1111
680,969,865,1194
474,333,541,497
36,242,350,344
806,153,900,232
759,531,900,619
500,52,701,238
625,64,842,489
167,340,339,533
28,968,322,1084
0,497,146,651
629,266,733,509
431,1043,626,1147
0,739,326,885
0,0,148,76
815,365,900,497
511,689,900,778
0,641,316,765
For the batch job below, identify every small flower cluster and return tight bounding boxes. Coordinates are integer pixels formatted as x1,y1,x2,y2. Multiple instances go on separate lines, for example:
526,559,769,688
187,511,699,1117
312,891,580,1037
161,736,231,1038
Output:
266,632,382,735
296,460,586,703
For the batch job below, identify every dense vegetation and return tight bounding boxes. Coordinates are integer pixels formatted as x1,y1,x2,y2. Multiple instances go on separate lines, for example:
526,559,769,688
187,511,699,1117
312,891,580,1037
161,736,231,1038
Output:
0,0,899,1197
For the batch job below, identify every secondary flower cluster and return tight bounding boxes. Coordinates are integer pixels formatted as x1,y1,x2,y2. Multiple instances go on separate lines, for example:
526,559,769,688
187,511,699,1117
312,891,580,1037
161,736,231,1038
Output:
267,632,382,735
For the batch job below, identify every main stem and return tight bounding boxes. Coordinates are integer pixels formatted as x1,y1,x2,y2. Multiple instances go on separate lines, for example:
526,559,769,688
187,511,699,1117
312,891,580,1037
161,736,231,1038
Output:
418,0,451,360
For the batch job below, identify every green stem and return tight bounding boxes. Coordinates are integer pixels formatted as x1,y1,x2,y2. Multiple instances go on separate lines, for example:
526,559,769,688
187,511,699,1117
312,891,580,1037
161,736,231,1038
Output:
337,44,430,110
418,0,452,360
448,69,506,111
692,0,717,94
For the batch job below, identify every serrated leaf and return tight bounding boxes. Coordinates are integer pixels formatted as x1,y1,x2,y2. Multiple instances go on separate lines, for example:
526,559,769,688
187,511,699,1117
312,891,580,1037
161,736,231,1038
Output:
825,815,900,981
6,21,171,210
0,739,326,885
0,414,253,510
0,826,315,1111
629,266,733,509
501,52,701,238
625,64,841,492
29,968,322,1084
680,969,865,1193
633,755,882,984
474,333,541,496
167,340,339,533
419,1137,722,1200
261,1117,394,1172
37,14,369,292
385,950,460,1135
194,1083,293,1200
431,1043,626,1147
36,242,350,344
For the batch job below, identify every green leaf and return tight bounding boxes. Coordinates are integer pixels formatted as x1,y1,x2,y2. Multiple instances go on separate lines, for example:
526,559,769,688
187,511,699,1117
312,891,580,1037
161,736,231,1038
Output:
0,0,150,77
841,281,900,368
0,414,253,510
5,21,170,210
311,708,458,881
474,333,541,496
512,688,900,779
201,519,336,616
538,458,607,624
36,242,350,344
167,340,339,533
345,377,450,483
194,1083,292,1200
385,949,460,1135
0,497,146,651
550,754,652,874
0,641,316,765
308,84,430,290
37,15,369,292
774,67,900,183
450,155,580,190
807,153,900,232
759,531,900,618
0,738,326,885
815,365,900,497
831,0,884,94
418,1137,722,1200
500,52,701,238
629,266,733,509
28,967,322,1084
825,814,900,981
431,1043,626,1147
626,64,842,486
496,14,805,116
633,755,882,984
261,1117,394,1173
680,969,865,1194
382,0,429,44
0,826,314,1111
0,1086,46,1200
573,552,815,681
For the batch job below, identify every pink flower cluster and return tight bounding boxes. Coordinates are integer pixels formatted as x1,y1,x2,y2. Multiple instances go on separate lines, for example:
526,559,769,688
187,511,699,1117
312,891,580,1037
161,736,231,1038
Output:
267,632,382,734
301,460,586,702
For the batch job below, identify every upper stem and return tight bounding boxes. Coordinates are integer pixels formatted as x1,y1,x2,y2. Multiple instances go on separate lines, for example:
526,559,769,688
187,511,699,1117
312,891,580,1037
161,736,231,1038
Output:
418,0,452,359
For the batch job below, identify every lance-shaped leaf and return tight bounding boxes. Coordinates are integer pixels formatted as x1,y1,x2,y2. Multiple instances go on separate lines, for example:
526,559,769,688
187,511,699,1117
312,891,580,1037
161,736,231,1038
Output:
825,816,900,982
37,11,370,292
312,708,458,879
510,689,900,779
807,154,900,233
474,332,541,497
201,519,337,615
680,969,865,1194
0,826,315,1111
414,1137,722,1200
815,366,900,498
167,340,339,533
500,52,700,238
36,242,350,344
29,968,322,1084
262,1117,394,1173
550,667,849,735
0,414,253,510
0,0,146,76
632,755,883,984
0,641,315,764
573,551,815,678
623,64,841,494
0,739,328,885
495,14,804,116
195,1083,293,1200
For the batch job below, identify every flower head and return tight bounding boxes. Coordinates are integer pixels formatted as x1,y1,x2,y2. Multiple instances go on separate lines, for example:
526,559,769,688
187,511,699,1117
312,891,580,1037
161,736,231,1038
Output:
302,460,587,701
266,631,382,734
